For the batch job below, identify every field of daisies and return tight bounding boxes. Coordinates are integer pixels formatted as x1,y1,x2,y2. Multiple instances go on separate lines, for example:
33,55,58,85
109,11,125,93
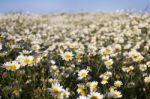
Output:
0,12,150,99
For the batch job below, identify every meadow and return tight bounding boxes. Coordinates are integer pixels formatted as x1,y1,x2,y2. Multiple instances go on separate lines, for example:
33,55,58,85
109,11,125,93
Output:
0,12,150,99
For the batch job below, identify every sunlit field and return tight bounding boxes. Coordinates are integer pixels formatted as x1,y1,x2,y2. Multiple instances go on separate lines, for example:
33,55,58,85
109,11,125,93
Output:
0,12,150,99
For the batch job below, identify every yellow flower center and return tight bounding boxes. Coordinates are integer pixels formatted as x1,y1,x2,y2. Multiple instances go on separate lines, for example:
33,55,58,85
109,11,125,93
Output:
106,48,112,54
90,96,98,99
106,61,112,65
64,54,71,59
80,72,87,77
11,65,17,70
112,92,119,97
51,88,59,93
24,58,30,64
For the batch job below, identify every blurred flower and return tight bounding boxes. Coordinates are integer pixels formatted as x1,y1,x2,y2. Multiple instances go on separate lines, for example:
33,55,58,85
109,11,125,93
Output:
61,51,73,61
144,75,150,83
0,43,2,50
87,92,104,99
114,80,123,87
49,83,64,95
78,69,89,79
77,96,87,99
3,61,20,71
109,89,122,98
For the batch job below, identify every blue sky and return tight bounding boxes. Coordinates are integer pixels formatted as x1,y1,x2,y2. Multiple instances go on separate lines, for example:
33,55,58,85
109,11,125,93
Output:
0,0,150,13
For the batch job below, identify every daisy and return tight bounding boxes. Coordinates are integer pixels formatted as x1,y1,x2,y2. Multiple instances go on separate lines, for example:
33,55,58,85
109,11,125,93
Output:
101,79,108,85
100,48,106,55
49,83,64,95
109,89,122,98
48,78,58,84
105,46,113,54
87,81,98,92
139,64,147,71
144,75,150,83
61,89,70,98
104,59,113,68
114,80,123,87
146,61,150,67
87,92,104,99
32,44,40,51
78,69,89,79
77,84,86,95
61,51,73,61
50,65,59,75
16,55,25,62
21,50,32,55
21,56,34,66
129,50,138,58
114,44,122,52
50,60,56,65
3,61,20,71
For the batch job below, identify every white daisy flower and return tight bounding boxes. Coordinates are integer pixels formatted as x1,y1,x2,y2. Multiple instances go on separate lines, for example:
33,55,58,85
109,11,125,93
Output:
3,61,20,71
78,69,89,79
49,83,64,95
144,75,150,83
109,89,122,98
87,92,104,99
61,51,73,61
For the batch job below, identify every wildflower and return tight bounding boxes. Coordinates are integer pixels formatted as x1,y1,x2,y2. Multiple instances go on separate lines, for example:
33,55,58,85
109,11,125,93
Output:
105,46,113,54
122,66,134,73
40,51,48,57
136,55,144,62
129,50,138,58
139,64,147,71
144,75,150,83
101,79,108,85
100,48,106,55
87,81,98,92
104,59,113,68
61,51,73,61
102,55,109,61
3,61,20,71
146,61,150,67
21,50,32,55
32,56,41,65
21,56,34,66
99,71,112,84
87,92,104,99
32,44,40,51
50,65,59,75
114,44,122,52
109,89,122,98
114,80,123,87
60,89,70,98
50,60,56,64
78,69,89,79
49,83,64,95
16,55,25,62
48,78,58,84
129,50,144,62
77,84,86,95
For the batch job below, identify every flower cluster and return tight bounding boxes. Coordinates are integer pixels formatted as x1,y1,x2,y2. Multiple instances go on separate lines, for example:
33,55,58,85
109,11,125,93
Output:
0,12,150,99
